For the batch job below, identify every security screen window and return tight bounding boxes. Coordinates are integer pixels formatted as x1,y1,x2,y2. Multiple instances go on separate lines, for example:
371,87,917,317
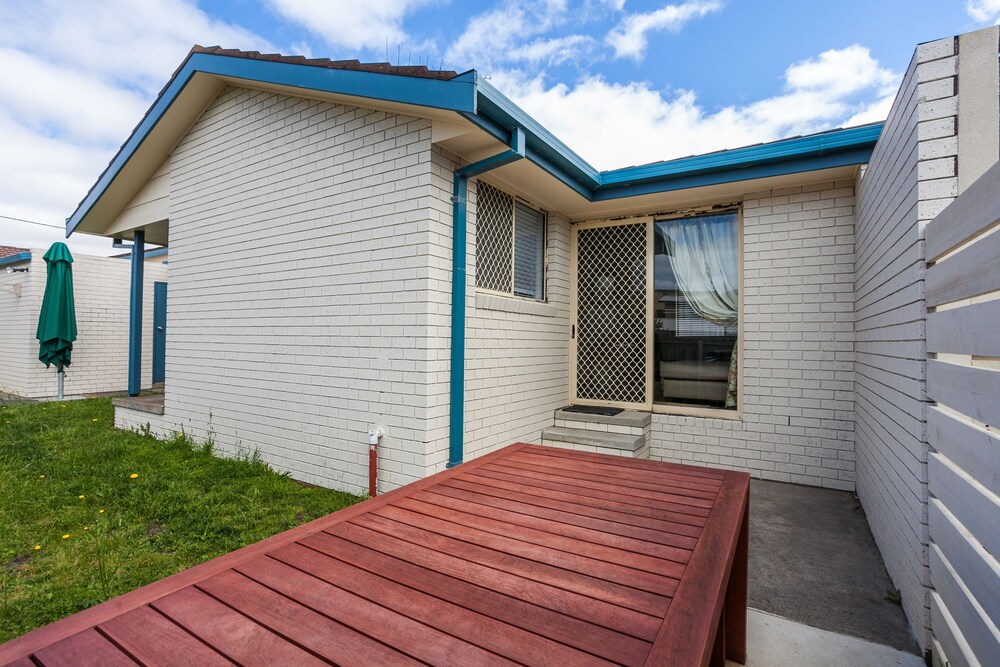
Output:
475,181,546,300
653,211,739,410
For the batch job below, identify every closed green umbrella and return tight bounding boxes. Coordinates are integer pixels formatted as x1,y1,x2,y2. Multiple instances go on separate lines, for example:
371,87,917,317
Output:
36,242,77,399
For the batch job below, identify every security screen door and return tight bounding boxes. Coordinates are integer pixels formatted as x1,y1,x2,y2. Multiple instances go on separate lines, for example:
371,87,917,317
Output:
571,220,652,409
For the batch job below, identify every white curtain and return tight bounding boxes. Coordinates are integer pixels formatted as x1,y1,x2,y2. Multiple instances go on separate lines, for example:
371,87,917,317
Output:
656,215,738,325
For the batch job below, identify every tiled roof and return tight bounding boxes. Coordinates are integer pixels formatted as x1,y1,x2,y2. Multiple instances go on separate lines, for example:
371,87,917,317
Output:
0,246,29,259
190,46,461,81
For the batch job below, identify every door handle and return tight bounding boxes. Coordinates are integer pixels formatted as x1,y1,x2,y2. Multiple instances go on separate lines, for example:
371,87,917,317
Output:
156,326,164,331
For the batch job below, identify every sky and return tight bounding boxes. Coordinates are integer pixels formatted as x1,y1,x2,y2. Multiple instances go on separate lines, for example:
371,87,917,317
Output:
1,0,997,256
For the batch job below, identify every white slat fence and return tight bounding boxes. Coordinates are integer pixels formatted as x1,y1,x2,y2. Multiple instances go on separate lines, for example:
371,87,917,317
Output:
924,159,1000,667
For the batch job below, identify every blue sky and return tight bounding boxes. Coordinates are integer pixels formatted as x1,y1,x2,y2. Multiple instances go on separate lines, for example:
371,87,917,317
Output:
1,0,996,254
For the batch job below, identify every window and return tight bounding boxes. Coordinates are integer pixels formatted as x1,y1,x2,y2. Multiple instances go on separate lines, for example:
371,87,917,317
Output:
476,181,546,300
653,212,739,411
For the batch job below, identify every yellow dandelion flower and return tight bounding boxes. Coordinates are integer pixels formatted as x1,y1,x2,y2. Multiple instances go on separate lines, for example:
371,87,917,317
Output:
99,509,105,514
78,495,85,499
62,534,70,539
130,473,139,479
39,474,45,479
83,527,89,531
91,418,98,423
33,545,41,550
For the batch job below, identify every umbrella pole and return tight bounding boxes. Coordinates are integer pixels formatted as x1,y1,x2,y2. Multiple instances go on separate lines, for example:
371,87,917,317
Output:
58,365,64,401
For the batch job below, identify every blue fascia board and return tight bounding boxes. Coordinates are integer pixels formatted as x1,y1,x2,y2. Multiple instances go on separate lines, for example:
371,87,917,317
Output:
66,53,478,237
0,252,31,267
475,79,602,188
472,77,881,202
598,124,883,188
591,147,876,201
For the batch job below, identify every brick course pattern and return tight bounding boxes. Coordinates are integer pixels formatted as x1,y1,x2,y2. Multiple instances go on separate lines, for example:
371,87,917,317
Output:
648,182,857,491
143,86,443,496
853,36,959,651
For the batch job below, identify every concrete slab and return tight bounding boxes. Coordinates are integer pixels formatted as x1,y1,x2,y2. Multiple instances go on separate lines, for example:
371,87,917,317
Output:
727,609,926,667
748,479,920,654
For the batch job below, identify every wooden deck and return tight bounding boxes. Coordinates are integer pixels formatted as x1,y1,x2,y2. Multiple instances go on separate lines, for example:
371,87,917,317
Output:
0,444,749,667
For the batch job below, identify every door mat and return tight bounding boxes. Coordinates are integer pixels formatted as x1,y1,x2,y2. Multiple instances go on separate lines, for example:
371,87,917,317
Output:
561,405,624,417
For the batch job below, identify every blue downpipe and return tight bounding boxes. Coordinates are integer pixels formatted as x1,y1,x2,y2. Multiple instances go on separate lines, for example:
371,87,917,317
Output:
447,128,526,468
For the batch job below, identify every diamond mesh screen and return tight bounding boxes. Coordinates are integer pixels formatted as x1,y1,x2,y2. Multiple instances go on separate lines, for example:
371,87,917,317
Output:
475,181,514,293
576,223,648,404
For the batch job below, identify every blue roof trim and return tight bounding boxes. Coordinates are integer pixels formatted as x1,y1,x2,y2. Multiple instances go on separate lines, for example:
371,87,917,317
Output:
473,82,882,202
598,124,883,187
475,78,602,188
69,49,882,238
592,148,876,200
0,252,31,267
66,53,478,237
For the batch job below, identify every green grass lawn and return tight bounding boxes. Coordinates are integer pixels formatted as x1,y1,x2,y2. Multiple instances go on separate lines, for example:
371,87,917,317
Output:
0,397,363,643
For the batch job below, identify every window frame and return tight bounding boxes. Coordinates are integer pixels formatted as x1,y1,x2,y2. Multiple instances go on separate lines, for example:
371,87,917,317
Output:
569,207,743,420
474,180,548,303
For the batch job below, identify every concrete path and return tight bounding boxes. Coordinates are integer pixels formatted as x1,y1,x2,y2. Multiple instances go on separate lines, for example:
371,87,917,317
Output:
748,479,919,653
729,609,925,667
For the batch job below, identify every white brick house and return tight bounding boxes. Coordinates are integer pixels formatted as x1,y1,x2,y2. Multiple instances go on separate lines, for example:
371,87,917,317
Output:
0,248,167,399
66,29,1000,661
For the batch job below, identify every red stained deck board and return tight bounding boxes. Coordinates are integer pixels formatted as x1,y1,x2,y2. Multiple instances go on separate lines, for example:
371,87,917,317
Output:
0,443,749,667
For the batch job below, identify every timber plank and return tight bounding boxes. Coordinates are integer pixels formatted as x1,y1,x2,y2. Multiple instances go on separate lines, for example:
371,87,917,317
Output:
32,629,136,667
490,459,719,501
220,559,513,666
507,451,723,492
322,522,664,640
99,606,233,666
351,511,675,613
396,495,691,569
294,532,652,665
480,461,715,509
440,478,705,539
151,587,328,667
470,468,713,518
374,502,684,587
646,471,750,666
266,544,622,667
416,487,699,557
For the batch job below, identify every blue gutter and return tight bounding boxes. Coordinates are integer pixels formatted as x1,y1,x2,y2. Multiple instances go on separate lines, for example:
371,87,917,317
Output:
448,127,526,468
0,252,31,267
466,81,883,201
127,230,145,396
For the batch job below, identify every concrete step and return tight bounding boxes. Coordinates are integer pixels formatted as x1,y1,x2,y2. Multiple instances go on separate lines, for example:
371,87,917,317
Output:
541,426,645,453
554,406,650,429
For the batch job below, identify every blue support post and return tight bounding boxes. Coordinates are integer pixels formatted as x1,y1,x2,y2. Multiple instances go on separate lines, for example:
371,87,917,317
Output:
447,128,526,468
128,230,145,396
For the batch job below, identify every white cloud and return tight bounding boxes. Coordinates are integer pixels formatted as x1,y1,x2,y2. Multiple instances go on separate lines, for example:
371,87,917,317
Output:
266,0,433,52
967,0,1000,23
0,0,272,255
445,0,578,70
490,44,900,170
606,0,722,61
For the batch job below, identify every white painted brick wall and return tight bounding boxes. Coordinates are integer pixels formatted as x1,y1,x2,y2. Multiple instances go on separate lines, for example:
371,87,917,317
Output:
854,36,958,651
159,86,440,495
649,182,857,491
421,149,572,472
0,250,166,398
